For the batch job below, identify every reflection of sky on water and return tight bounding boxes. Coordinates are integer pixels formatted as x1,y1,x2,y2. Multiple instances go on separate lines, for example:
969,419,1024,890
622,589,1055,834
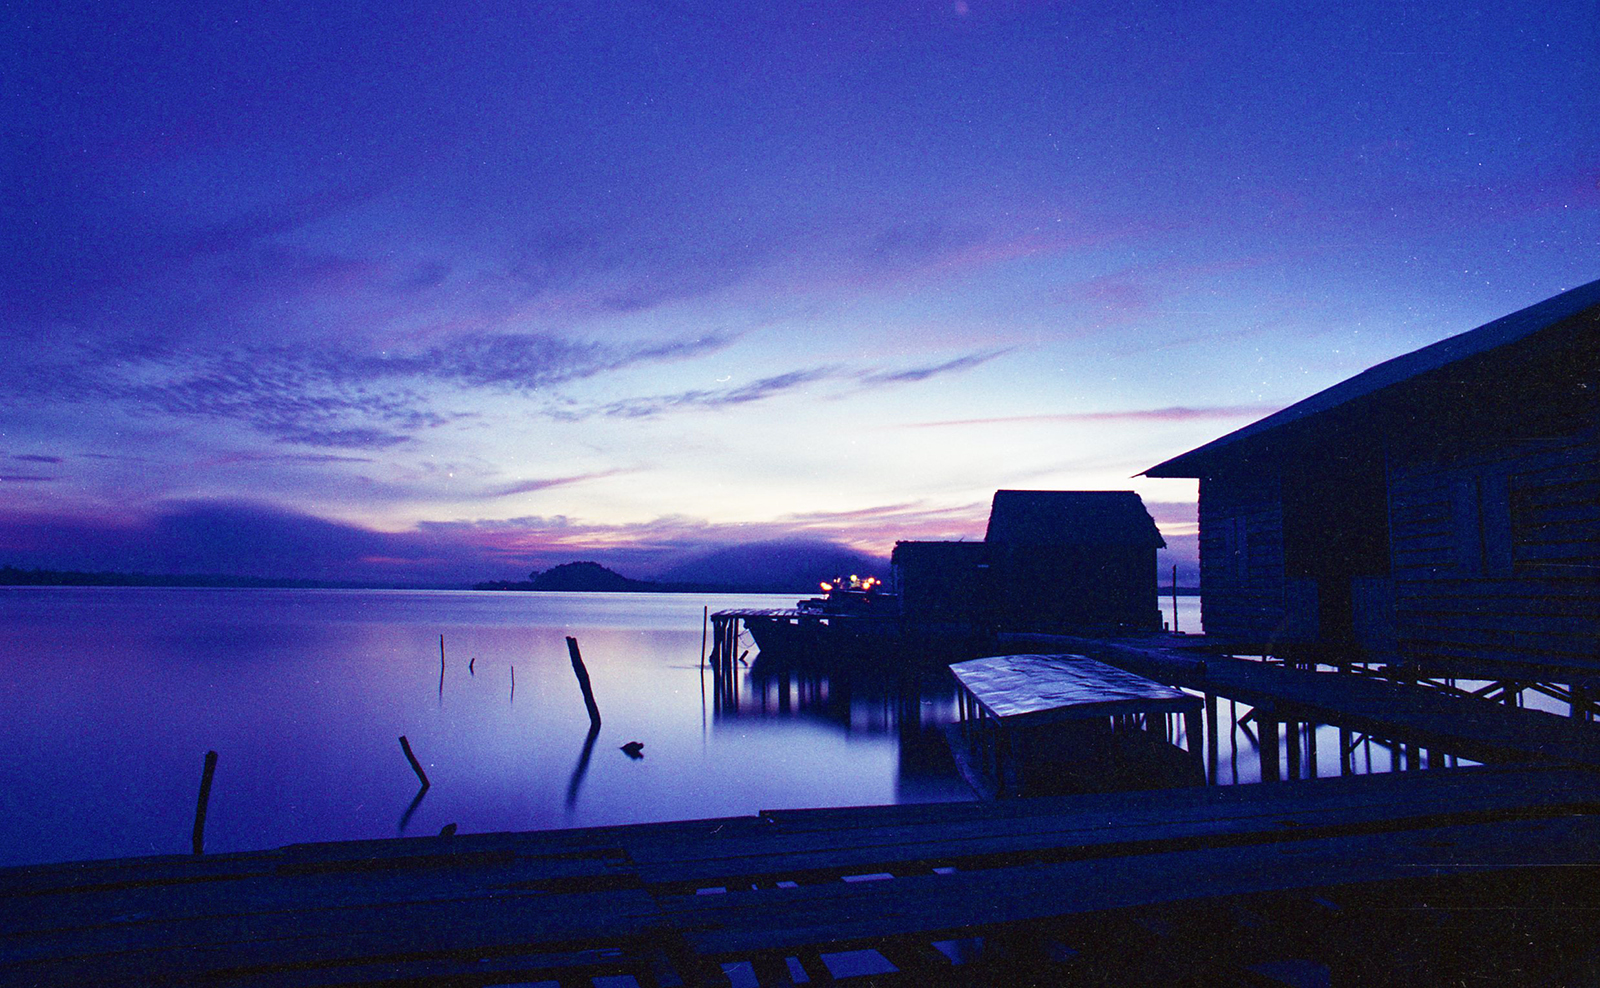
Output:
0,587,976,867
0,587,1478,868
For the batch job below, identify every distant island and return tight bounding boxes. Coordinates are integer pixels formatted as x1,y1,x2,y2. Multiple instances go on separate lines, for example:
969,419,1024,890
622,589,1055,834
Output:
473,561,821,595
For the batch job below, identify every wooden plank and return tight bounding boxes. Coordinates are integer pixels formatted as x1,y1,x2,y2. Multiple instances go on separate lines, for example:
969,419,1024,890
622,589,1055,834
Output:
0,853,632,939
623,767,1600,880
664,815,1600,956
1,886,664,985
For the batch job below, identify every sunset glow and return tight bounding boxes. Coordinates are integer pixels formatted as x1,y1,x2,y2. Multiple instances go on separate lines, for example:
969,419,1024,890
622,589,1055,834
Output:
3,1,1594,585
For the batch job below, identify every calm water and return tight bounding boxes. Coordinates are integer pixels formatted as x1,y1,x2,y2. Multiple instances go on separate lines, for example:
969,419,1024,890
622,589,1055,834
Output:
17,587,1440,871
0,587,994,867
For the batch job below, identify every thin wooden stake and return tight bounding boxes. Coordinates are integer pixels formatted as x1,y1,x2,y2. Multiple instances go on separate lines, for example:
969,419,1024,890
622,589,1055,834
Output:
1171,564,1179,633
399,735,430,789
566,636,602,728
191,750,218,856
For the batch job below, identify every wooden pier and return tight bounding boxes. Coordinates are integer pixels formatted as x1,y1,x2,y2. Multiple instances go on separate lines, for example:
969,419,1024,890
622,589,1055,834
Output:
4,764,1600,986
1008,632,1600,780
949,653,1204,797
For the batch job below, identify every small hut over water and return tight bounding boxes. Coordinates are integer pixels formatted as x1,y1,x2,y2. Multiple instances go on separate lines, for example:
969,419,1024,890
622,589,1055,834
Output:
893,490,1166,635
1143,278,1600,692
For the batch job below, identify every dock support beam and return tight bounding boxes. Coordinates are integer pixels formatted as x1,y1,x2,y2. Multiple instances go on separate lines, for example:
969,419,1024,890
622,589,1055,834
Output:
1258,711,1281,783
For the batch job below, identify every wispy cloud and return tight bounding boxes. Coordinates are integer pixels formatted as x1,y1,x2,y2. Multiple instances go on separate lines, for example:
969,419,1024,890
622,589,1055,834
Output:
0,475,56,483
599,367,839,418
903,404,1282,429
4,330,740,450
11,454,63,464
859,349,1008,385
595,348,1004,419
483,469,638,498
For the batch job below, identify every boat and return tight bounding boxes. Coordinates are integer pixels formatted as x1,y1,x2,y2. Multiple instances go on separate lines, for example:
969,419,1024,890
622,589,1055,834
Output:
742,575,989,670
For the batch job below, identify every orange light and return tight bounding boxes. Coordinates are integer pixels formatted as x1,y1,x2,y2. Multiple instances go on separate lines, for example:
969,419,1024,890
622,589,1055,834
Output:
820,582,833,591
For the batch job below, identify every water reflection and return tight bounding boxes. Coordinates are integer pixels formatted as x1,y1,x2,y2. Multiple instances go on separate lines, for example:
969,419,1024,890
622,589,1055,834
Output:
709,651,1479,799
564,723,603,812
711,658,973,804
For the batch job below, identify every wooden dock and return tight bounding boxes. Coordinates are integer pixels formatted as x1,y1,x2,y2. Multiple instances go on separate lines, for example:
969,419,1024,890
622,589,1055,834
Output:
949,653,1204,796
1010,633,1600,773
5,764,1600,986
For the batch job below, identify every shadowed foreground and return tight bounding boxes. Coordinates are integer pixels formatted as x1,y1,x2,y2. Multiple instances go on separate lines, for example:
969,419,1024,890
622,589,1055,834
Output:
3,765,1599,986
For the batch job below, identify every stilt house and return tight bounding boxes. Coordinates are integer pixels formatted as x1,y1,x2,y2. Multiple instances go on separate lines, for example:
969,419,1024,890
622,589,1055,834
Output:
1143,279,1600,687
893,490,1166,634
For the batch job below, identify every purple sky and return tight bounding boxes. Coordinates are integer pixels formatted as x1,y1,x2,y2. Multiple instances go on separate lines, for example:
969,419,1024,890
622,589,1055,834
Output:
3,0,1596,584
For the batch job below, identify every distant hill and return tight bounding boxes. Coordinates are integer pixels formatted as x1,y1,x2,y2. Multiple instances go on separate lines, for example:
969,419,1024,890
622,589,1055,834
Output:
654,538,886,593
474,541,888,594
528,561,652,592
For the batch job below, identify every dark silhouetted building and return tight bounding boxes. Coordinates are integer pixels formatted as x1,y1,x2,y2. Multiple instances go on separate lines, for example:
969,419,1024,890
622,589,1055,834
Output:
892,490,1166,634
1144,279,1600,686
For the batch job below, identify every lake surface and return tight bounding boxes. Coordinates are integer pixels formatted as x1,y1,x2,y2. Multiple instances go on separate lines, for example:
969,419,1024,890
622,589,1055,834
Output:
1,587,1009,868
5,587,1334,869
4,586,1475,872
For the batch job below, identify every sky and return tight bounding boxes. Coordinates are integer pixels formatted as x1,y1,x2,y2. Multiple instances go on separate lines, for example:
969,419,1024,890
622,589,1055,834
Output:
2,0,1596,585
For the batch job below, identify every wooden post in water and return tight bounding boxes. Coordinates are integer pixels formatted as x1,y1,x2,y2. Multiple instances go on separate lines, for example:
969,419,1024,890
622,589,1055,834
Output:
191,750,218,856
566,636,602,728
1204,693,1219,784
701,606,709,671
1258,711,1281,783
1171,564,1179,633
399,735,430,789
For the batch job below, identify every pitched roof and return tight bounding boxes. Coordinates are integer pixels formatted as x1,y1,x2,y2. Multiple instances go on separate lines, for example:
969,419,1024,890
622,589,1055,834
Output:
984,490,1165,548
890,540,988,566
1144,278,1600,478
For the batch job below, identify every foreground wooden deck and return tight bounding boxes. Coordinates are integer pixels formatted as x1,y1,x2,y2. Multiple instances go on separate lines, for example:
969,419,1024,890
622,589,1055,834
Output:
5,765,1600,986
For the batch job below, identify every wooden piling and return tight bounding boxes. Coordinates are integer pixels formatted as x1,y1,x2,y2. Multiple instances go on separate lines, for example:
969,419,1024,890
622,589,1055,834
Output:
191,750,217,856
1258,714,1281,783
566,636,602,728
1171,564,1179,633
1204,693,1220,784
399,735,430,789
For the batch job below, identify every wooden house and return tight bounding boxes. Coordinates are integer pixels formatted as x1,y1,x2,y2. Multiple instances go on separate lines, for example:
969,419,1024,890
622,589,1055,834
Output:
892,491,1166,635
984,490,1167,633
891,540,990,627
1143,279,1600,687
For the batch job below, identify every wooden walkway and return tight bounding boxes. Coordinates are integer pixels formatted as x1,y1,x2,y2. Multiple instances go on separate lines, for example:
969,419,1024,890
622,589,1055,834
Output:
5,765,1600,986
1010,633,1600,770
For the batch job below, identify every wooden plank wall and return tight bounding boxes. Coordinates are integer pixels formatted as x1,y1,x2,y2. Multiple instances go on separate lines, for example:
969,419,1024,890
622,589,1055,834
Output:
1197,476,1299,647
1388,423,1600,678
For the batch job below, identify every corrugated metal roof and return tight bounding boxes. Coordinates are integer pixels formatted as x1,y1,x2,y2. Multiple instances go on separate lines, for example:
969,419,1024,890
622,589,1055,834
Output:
984,490,1166,548
949,653,1196,723
1143,278,1600,478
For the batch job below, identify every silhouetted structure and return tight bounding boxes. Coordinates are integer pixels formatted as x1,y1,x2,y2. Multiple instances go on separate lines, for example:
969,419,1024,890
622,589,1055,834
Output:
892,490,1166,635
891,540,990,627
1145,279,1600,692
